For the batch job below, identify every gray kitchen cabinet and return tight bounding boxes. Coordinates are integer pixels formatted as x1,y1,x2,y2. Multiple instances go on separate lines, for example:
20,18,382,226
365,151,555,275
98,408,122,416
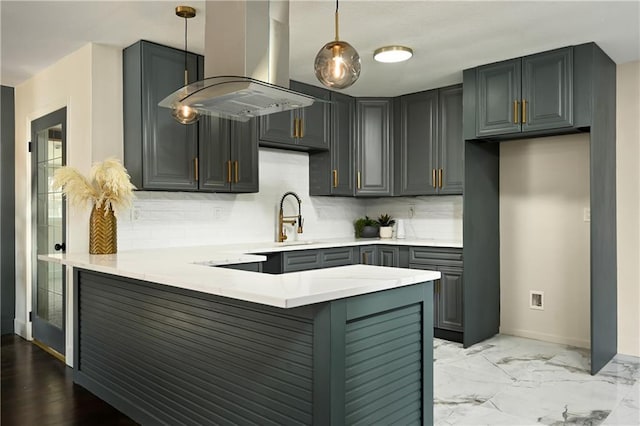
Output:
123,40,203,191
199,117,259,193
409,246,464,338
395,90,438,196
322,247,358,268
259,81,330,152
309,92,355,196
262,247,359,273
436,266,464,332
438,85,464,194
359,245,378,265
395,85,463,196
476,47,573,138
378,246,400,267
356,99,393,196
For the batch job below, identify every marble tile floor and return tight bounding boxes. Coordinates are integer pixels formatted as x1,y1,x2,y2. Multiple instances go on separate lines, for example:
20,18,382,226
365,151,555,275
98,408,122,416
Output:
434,335,640,425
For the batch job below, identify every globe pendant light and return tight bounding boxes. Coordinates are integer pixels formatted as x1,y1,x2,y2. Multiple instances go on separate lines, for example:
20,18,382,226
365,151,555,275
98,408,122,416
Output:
314,0,361,89
172,6,200,125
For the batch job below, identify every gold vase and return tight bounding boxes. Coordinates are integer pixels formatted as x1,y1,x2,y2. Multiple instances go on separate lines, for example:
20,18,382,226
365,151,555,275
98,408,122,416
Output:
89,204,117,254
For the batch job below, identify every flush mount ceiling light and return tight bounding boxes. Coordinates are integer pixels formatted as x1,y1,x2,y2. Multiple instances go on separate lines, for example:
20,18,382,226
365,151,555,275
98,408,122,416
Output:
314,0,361,89
172,5,200,125
373,45,414,63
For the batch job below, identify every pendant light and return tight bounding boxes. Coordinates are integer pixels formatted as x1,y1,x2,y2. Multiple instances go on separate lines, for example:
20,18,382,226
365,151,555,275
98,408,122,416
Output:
172,6,200,125
314,0,361,89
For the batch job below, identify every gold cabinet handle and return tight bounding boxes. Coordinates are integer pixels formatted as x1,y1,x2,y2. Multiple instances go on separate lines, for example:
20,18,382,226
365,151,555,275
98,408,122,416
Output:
522,99,527,124
299,119,304,138
357,171,361,190
332,170,338,188
439,168,443,189
432,169,437,188
293,118,299,138
226,160,232,183
513,100,519,124
194,157,199,182
234,160,239,183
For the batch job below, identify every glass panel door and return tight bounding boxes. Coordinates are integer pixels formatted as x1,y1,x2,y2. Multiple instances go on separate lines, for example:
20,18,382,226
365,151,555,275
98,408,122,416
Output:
31,108,66,356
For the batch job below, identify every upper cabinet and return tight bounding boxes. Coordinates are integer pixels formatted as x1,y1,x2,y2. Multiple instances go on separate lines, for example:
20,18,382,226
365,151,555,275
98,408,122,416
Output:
309,91,355,196
123,41,258,193
395,85,463,196
123,40,203,191
355,98,393,196
258,81,331,152
475,47,573,138
198,117,259,193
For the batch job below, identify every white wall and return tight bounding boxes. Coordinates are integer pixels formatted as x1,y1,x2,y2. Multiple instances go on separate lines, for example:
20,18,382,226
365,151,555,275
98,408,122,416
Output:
616,60,640,357
499,134,591,348
13,44,123,359
118,148,366,250
365,196,462,242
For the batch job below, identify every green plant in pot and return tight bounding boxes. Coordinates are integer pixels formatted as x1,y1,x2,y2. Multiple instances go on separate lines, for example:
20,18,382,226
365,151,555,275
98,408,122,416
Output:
354,216,379,238
377,214,396,239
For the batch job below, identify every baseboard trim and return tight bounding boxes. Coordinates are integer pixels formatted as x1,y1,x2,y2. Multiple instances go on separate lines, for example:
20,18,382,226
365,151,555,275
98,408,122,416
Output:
499,327,590,349
14,319,30,339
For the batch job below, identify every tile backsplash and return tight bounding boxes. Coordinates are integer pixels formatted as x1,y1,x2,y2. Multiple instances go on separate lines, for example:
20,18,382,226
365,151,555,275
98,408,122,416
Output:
118,148,462,250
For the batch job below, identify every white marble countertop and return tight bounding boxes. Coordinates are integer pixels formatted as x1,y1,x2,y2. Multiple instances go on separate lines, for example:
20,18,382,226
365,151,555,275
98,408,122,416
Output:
40,237,449,308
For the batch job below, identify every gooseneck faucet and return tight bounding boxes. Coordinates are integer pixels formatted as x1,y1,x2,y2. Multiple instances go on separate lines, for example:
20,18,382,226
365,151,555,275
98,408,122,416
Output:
278,191,303,242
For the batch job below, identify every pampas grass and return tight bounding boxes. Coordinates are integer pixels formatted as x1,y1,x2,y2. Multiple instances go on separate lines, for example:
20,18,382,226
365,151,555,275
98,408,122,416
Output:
52,158,135,215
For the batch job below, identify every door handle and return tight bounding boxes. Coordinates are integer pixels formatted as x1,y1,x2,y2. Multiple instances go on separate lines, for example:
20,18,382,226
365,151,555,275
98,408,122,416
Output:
513,100,519,124
234,161,239,183
54,243,66,252
357,171,361,190
194,157,199,182
332,170,338,188
522,99,527,124
432,169,437,188
226,160,232,183
438,168,443,189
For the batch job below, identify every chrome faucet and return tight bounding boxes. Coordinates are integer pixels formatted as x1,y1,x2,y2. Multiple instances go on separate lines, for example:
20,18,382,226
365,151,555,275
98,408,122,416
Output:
278,191,303,242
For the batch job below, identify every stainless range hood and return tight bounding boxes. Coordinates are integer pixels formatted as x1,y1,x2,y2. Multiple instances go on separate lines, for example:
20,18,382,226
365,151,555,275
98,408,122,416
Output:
159,0,315,122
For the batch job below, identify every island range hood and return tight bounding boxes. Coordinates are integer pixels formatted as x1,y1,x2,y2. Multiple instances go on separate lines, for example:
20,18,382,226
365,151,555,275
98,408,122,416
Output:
159,0,315,122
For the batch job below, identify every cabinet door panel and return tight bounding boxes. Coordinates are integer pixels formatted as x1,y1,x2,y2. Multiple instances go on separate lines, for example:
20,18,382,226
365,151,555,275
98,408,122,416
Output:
378,246,400,267
356,99,392,196
476,59,521,137
397,91,438,196
198,116,231,192
282,251,322,272
322,247,357,268
437,267,463,332
141,43,199,190
230,120,259,193
331,92,355,195
292,81,331,150
438,85,464,195
359,246,378,265
522,48,573,132
258,111,294,145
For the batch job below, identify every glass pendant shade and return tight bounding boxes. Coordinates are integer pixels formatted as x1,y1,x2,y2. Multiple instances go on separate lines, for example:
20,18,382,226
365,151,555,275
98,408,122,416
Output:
314,40,361,89
172,104,200,124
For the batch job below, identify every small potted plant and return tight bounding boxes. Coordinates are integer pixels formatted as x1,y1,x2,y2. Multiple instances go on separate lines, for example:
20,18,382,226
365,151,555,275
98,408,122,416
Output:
354,216,379,238
377,214,396,239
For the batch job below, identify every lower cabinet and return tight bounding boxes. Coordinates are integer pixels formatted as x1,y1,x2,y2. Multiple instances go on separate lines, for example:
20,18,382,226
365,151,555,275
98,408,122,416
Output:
409,247,464,339
262,247,357,273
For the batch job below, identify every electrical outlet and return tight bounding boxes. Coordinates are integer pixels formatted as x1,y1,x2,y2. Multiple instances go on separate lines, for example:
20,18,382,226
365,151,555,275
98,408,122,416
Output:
529,290,544,310
408,204,415,218
583,208,591,222
130,208,140,221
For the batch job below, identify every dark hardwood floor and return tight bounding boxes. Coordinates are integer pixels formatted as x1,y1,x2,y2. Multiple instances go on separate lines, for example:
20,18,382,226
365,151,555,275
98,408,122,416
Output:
1,334,137,426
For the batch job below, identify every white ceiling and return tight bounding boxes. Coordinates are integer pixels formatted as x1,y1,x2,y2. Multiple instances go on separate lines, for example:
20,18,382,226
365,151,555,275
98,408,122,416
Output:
2,1,639,97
